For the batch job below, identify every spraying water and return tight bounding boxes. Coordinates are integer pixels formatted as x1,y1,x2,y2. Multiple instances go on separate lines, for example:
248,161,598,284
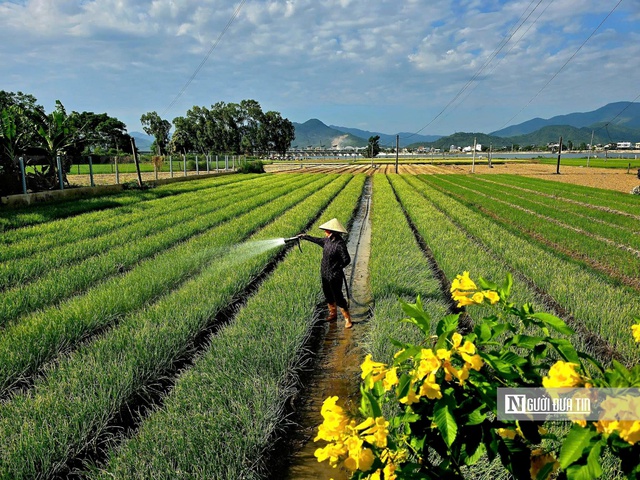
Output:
231,238,287,263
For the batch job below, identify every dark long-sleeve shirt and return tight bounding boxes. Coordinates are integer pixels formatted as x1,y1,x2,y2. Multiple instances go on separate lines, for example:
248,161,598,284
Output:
300,234,350,280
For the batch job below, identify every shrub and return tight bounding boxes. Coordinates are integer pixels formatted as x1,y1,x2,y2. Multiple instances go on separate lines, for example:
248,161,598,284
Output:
315,272,640,479
237,160,265,174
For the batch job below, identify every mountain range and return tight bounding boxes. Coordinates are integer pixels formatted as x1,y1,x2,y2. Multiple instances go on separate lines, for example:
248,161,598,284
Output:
131,102,640,152
292,102,640,150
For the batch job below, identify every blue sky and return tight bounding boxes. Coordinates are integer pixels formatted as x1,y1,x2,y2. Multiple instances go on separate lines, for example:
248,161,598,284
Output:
1,0,638,136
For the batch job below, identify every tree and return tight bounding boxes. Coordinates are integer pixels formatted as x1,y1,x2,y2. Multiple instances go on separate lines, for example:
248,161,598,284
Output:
364,135,380,158
259,111,295,157
0,91,42,176
140,111,171,155
70,112,130,155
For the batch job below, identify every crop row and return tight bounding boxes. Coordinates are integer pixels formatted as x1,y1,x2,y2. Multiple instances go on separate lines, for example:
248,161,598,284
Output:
392,174,640,363
0,175,294,288
0,173,245,233
88,175,365,479
0,175,334,395
0,174,356,479
364,174,448,363
473,175,640,228
476,174,640,215
420,175,640,284
0,175,319,325
0,174,253,260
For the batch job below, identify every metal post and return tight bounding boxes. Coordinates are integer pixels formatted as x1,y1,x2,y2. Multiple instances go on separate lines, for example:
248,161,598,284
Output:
183,154,187,177
216,154,219,172
587,130,594,167
170,155,173,178
115,156,120,184
57,156,64,190
233,155,235,170
196,154,199,175
206,154,210,174
88,156,95,186
19,157,27,194
395,134,399,174
225,155,228,170
556,136,562,174
471,137,477,173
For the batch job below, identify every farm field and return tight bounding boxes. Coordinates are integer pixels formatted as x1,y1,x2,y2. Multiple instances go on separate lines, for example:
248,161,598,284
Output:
0,170,638,478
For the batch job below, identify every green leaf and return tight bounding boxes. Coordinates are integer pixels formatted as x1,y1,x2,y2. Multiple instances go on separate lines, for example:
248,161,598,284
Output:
466,407,487,426
359,385,383,418
501,273,513,300
548,338,581,364
436,314,460,337
400,297,431,335
531,312,575,335
558,425,597,469
476,322,492,342
433,394,458,447
511,334,545,350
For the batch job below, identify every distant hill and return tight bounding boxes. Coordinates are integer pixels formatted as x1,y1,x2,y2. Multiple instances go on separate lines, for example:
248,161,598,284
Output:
291,119,367,149
491,102,640,137
130,131,154,152
329,125,441,147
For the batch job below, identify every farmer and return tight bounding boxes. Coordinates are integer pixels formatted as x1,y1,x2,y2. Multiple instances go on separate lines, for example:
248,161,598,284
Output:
298,218,353,329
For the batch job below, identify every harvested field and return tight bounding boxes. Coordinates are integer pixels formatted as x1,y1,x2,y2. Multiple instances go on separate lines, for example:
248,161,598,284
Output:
266,162,640,193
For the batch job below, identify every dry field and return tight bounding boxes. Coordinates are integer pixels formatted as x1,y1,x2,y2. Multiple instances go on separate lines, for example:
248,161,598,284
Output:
266,162,640,193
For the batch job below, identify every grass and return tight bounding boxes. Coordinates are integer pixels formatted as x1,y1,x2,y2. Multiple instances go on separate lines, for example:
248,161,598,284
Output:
87,175,365,479
0,175,334,395
0,175,355,479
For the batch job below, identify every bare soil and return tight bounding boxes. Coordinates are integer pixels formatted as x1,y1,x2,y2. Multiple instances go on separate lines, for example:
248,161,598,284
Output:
266,163,640,194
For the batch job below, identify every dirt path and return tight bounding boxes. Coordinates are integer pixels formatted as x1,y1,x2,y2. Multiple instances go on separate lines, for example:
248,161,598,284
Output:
283,178,373,480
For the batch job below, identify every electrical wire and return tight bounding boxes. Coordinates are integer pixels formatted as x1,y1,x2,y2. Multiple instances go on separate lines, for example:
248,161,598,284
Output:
404,0,546,139
161,0,248,118
498,0,624,130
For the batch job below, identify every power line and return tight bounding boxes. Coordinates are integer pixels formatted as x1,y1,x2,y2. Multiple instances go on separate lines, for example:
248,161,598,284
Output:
161,0,248,118
404,0,546,139
435,0,554,126
498,0,624,130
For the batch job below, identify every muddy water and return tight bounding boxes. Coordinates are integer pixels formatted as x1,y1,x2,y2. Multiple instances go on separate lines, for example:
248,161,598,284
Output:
283,178,373,480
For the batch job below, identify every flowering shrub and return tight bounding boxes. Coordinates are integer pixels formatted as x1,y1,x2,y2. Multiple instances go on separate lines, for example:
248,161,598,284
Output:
315,272,640,479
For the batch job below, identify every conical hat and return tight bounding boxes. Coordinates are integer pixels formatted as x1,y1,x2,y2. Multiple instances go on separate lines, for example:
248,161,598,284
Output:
318,218,347,233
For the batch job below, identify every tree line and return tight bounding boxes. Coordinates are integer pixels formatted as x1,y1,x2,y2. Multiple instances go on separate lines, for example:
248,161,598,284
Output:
0,90,295,196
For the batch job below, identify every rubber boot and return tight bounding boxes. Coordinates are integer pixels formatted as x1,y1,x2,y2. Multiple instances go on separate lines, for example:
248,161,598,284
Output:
327,303,337,321
341,308,353,329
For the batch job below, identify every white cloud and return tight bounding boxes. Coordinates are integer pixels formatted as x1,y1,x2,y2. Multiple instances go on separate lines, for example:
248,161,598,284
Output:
0,0,638,134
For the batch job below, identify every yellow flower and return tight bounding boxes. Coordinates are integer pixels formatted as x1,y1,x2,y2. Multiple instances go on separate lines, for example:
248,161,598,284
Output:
451,289,476,307
400,382,420,405
450,271,477,292
462,353,484,371
419,373,442,399
344,443,375,472
529,449,559,480
632,323,640,343
542,361,582,388
415,349,440,380
458,340,476,355
361,417,390,448
361,354,388,389
436,348,451,360
451,332,463,349
315,396,349,442
483,290,500,304
471,291,485,304
382,367,399,392
497,428,517,440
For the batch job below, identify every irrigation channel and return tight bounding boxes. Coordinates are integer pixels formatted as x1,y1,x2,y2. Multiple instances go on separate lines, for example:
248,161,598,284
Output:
282,178,373,479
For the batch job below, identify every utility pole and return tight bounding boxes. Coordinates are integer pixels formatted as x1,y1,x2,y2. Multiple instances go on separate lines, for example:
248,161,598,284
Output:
395,135,399,174
556,136,563,174
130,137,143,187
471,137,477,173
587,130,594,167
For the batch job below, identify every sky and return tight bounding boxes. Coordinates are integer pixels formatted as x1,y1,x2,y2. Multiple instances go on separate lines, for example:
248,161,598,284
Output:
1,0,639,137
